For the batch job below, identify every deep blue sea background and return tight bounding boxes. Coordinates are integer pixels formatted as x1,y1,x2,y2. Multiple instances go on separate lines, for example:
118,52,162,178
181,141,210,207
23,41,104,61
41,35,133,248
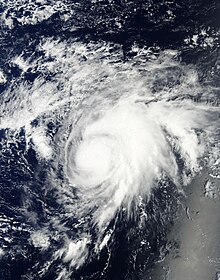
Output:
0,1,219,279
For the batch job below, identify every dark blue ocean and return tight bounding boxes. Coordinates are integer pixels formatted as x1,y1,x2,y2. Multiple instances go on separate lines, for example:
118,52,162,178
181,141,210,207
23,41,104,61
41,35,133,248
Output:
0,1,219,279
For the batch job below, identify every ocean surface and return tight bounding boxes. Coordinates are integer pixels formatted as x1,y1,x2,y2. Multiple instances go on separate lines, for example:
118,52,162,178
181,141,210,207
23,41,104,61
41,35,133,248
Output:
0,1,219,279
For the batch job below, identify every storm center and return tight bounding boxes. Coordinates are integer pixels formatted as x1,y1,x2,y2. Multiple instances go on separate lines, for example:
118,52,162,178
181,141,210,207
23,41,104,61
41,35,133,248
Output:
75,137,114,182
